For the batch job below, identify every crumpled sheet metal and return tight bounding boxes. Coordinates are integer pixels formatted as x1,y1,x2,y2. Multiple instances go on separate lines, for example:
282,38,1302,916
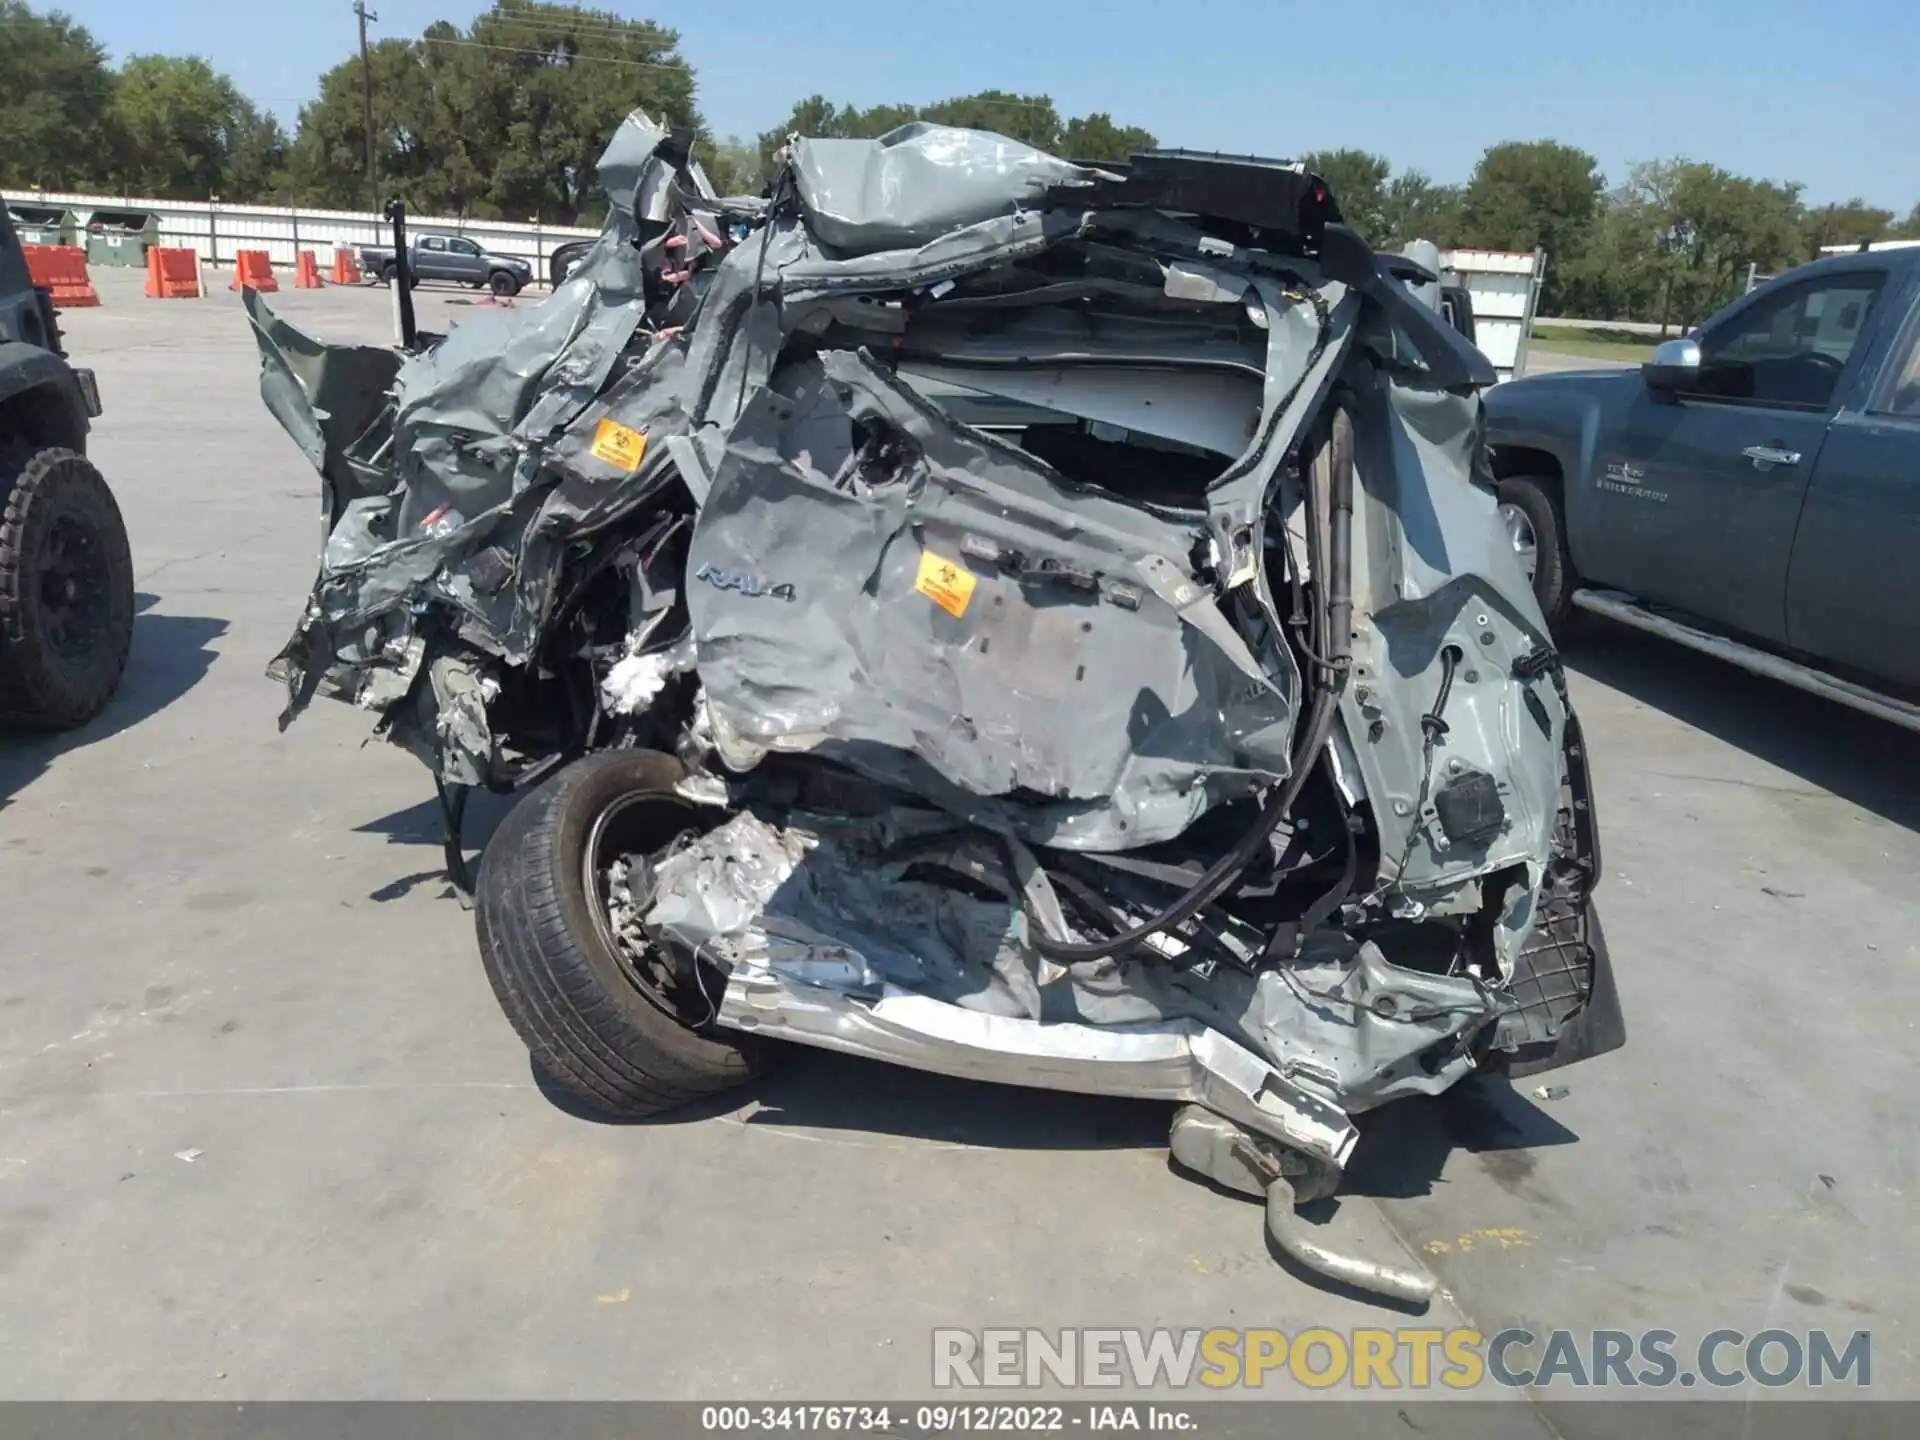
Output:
255,115,1530,892
1332,365,1566,970
250,109,694,736
251,116,1562,1128
791,123,1094,255
242,290,401,528
647,808,1505,1113
685,349,1296,852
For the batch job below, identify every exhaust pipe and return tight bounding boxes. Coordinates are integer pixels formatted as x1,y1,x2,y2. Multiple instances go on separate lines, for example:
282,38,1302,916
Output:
1264,1174,1437,1307
1168,1105,1435,1306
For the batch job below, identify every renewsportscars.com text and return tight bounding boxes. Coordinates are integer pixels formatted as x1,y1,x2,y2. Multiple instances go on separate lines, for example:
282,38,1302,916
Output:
932,1327,1871,1391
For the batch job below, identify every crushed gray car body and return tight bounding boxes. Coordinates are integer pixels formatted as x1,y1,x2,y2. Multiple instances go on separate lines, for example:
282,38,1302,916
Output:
249,113,1623,1298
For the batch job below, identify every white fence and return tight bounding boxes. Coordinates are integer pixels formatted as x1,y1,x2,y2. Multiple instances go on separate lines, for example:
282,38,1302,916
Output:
3,189,599,275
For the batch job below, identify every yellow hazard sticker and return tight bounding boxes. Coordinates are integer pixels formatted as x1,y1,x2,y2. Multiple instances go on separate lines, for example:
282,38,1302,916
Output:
914,549,977,618
590,418,647,472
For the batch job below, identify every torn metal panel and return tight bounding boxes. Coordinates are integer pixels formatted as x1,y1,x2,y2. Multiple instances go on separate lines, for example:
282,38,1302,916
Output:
242,289,400,531
791,123,1096,255
642,807,1496,1136
1334,365,1563,972
897,363,1259,457
685,349,1297,851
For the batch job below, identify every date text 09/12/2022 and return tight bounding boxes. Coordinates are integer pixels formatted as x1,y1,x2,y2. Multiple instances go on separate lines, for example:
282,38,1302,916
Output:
700,1405,1196,1432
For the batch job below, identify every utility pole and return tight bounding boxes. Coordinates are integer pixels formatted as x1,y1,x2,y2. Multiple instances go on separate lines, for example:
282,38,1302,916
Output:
353,1,379,210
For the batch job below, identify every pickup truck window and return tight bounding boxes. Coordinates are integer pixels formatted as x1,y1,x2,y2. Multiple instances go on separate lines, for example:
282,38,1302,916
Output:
1879,319,1920,416
1694,272,1886,409
448,238,480,257
421,236,448,252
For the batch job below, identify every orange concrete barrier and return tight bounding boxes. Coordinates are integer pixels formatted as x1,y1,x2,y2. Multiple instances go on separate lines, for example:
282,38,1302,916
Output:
143,246,202,299
231,250,277,292
294,250,323,289
23,245,100,307
330,248,363,284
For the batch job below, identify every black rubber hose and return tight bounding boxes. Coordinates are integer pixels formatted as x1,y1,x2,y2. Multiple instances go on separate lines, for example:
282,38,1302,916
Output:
1025,400,1358,963
1023,687,1337,962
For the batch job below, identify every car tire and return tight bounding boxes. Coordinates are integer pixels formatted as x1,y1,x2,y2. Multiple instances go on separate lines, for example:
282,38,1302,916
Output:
488,270,518,297
1498,473,1575,631
475,748,777,1118
378,262,397,285
550,242,592,289
0,446,135,731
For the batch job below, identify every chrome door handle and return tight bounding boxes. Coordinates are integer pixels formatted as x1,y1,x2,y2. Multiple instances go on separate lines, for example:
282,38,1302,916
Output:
1742,445,1801,468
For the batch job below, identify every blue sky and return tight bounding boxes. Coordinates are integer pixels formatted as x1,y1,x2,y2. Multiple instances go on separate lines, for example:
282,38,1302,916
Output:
57,0,1920,210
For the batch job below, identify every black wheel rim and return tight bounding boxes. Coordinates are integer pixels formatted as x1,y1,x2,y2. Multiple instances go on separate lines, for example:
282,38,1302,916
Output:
35,510,113,658
582,789,724,1025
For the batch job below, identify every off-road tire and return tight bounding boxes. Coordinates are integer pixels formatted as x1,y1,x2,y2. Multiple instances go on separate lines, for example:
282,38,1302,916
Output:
0,446,135,730
475,748,776,1117
1498,473,1576,631
487,270,519,297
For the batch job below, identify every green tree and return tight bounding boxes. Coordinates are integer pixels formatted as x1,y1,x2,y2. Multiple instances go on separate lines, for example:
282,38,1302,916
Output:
1302,149,1392,241
1380,170,1464,247
1670,164,1803,321
1460,140,1603,310
109,55,278,200
1897,202,1920,239
1604,158,1805,330
0,0,115,190
1554,182,1666,322
1058,112,1156,163
700,134,761,196
286,3,702,223
284,36,442,211
1799,198,1893,258
437,2,699,221
223,110,291,202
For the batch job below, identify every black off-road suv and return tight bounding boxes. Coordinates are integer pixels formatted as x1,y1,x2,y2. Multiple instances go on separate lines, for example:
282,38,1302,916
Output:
0,205,132,729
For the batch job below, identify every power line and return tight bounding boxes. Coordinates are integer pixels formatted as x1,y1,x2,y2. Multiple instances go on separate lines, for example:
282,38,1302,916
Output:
470,12,680,43
419,36,692,75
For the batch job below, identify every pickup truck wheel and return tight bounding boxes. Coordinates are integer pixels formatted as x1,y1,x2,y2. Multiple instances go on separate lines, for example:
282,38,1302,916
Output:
1498,474,1574,629
474,748,777,1118
488,271,519,297
377,262,397,285
0,446,135,731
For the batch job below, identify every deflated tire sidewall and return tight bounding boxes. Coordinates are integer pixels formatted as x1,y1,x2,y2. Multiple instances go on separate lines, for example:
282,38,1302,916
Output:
474,748,773,1117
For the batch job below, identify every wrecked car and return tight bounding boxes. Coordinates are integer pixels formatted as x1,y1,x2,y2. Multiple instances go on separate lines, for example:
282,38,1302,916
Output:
247,114,1623,1301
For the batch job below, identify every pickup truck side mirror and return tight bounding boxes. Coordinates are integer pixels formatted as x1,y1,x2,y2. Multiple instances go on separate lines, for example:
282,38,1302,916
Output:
1643,336,1702,393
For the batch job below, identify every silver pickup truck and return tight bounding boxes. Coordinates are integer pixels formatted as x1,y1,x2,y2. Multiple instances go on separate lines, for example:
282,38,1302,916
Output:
1486,244,1920,731
359,232,533,296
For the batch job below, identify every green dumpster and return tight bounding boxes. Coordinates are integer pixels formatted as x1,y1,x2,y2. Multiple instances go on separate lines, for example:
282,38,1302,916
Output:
6,204,77,247
83,208,160,267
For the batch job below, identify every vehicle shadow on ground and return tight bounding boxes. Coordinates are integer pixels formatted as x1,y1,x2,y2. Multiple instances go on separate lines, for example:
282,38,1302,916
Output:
0,593,224,810
354,788,520,900
537,1048,1578,1170
535,1047,1174,1152
1569,626,1920,834
1338,1073,1579,1202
